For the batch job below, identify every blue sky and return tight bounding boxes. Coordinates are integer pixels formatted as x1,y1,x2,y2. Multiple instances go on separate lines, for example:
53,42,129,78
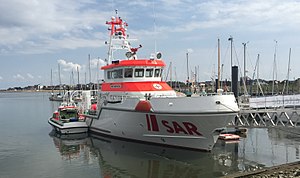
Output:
1,0,300,89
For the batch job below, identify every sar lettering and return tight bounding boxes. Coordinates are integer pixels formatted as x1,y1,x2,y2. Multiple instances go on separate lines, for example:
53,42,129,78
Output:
161,120,202,136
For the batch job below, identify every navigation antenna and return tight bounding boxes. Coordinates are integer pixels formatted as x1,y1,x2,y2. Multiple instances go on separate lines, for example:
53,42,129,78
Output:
105,9,130,64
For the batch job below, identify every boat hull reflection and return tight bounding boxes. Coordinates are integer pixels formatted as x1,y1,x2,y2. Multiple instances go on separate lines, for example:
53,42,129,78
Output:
49,131,89,160
88,134,240,177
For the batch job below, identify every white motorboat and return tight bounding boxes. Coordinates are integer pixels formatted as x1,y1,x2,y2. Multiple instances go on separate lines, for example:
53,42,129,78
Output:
86,11,239,151
48,104,88,134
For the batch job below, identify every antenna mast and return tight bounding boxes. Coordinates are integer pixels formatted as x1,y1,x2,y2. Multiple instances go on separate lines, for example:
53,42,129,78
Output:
105,10,134,64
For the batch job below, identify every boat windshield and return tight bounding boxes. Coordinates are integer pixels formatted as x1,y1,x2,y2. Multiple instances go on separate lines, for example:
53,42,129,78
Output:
60,109,78,120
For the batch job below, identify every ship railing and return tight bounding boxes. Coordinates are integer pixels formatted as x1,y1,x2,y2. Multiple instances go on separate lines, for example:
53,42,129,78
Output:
99,91,236,104
204,91,235,96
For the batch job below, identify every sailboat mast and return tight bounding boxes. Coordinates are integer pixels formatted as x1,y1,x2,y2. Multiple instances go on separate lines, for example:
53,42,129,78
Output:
221,64,224,89
186,52,189,89
58,63,61,91
286,48,292,94
170,62,172,88
228,36,233,91
174,66,178,90
97,57,100,90
217,38,220,90
255,54,264,96
50,68,53,93
251,54,259,95
88,54,91,84
242,42,248,95
197,65,200,84
243,43,246,84
272,40,278,95
256,54,260,95
77,66,79,86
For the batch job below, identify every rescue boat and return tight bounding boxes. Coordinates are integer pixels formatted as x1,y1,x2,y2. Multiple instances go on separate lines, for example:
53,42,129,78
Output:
86,11,239,151
48,102,88,134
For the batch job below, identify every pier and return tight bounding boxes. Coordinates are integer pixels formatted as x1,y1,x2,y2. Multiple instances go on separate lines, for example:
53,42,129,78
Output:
233,108,300,127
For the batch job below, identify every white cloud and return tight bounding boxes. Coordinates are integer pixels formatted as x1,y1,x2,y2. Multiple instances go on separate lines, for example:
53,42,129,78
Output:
0,0,110,54
2,0,300,55
58,59,81,72
0,76,3,80
152,0,300,33
187,48,194,53
27,73,34,79
13,74,25,80
90,58,106,69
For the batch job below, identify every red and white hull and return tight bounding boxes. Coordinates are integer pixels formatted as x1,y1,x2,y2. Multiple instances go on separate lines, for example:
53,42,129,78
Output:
87,94,238,151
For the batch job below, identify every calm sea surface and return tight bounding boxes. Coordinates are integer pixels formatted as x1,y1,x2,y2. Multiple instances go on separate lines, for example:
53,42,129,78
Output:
1,92,300,178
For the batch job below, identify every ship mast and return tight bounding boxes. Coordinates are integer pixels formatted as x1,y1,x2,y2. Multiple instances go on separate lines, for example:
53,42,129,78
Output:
105,10,130,64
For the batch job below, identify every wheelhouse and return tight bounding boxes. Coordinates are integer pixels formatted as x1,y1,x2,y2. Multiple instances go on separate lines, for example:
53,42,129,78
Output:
102,59,165,82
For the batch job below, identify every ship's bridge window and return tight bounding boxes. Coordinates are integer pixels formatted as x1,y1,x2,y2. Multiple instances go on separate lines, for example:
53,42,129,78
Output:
111,69,123,79
134,68,144,77
145,68,153,77
107,71,112,79
124,68,133,78
154,68,161,77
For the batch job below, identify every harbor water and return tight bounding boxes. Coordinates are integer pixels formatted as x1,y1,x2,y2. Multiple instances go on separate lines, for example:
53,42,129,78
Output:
1,92,300,178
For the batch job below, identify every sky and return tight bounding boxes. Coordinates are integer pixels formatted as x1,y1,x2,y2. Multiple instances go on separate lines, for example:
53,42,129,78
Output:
1,0,300,89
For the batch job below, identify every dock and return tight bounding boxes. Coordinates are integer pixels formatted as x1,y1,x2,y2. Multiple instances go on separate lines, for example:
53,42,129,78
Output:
232,108,300,127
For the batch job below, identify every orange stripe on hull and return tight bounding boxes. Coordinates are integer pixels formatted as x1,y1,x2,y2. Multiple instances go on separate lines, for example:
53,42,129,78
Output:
101,81,173,92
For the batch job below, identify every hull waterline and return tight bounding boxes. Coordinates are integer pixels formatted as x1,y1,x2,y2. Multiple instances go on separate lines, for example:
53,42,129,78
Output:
48,118,88,134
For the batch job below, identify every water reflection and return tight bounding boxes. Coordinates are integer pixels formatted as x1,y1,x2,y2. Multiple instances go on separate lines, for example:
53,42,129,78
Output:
89,134,230,177
49,131,90,161
238,128,300,167
268,127,300,162
49,128,300,178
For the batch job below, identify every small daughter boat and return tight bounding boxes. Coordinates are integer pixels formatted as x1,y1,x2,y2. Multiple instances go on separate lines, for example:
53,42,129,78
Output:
48,103,88,134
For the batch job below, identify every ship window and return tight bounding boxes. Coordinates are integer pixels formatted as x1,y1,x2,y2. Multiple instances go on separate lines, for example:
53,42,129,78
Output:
145,68,153,77
111,69,123,79
134,68,144,77
107,71,112,79
160,69,163,77
124,68,133,78
154,68,161,77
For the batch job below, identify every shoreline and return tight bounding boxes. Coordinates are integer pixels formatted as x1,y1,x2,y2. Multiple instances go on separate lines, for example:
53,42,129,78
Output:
222,161,300,178
0,90,61,93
